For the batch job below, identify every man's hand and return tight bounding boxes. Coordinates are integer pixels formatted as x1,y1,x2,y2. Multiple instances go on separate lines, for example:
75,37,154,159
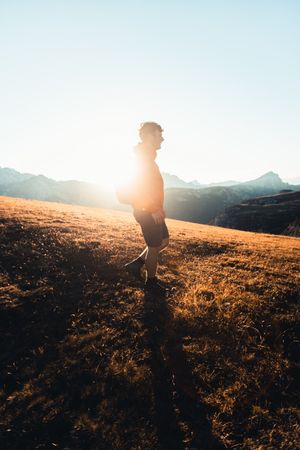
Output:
151,210,165,224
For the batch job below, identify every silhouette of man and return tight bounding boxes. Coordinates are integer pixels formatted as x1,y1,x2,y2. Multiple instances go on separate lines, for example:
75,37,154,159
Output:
125,122,169,292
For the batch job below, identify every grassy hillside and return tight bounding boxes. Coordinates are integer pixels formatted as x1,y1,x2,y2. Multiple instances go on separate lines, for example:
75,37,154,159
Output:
0,196,299,450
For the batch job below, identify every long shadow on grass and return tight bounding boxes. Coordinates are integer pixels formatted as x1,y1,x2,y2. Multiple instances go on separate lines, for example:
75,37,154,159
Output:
142,290,226,450
0,224,100,377
0,223,114,448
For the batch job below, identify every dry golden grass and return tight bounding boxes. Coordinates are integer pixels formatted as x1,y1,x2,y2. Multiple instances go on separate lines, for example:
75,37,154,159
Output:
0,195,299,449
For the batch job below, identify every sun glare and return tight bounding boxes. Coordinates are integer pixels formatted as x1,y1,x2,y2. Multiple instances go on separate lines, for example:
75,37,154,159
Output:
96,152,136,190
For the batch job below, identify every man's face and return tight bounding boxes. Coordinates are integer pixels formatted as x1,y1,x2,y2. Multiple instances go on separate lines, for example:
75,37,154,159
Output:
149,129,164,150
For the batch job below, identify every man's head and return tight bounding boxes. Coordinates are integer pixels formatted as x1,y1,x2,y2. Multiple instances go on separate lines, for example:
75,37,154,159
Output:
138,122,164,151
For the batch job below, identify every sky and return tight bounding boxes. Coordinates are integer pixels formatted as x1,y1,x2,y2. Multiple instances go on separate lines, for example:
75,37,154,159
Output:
1,0,300,188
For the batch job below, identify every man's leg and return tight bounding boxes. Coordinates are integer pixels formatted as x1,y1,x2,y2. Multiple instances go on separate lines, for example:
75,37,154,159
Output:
145,238,169,279
137,237,169,262
138,246,148,262
125,234,169,280
158,237,169,253
145,246,159,279
138,237,169,264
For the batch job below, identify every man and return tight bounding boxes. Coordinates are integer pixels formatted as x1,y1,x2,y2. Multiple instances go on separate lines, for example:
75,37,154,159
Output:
124,122,169,293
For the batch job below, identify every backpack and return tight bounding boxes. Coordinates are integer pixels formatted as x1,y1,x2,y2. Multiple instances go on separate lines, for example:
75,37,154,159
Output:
116,182,136,205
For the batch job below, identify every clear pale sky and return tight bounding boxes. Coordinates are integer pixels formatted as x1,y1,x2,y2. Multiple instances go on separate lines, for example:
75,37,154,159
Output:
1,0,299,187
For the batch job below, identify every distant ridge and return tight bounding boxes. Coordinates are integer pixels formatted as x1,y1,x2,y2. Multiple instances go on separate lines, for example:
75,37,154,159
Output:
238,171,285,190
1,166,299,193
165,171,299,226
0,167,33,185
0,167,115,208
1,166,299,235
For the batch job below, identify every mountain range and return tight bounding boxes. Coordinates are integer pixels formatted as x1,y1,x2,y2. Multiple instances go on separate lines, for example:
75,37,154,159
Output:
164,171,299,225
1,166,299,235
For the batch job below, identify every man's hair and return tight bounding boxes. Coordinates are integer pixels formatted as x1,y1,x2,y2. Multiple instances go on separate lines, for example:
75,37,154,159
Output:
138,122,163,141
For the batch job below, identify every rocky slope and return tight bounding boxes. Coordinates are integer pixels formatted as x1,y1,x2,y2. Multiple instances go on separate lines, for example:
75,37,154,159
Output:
214,190,300,236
